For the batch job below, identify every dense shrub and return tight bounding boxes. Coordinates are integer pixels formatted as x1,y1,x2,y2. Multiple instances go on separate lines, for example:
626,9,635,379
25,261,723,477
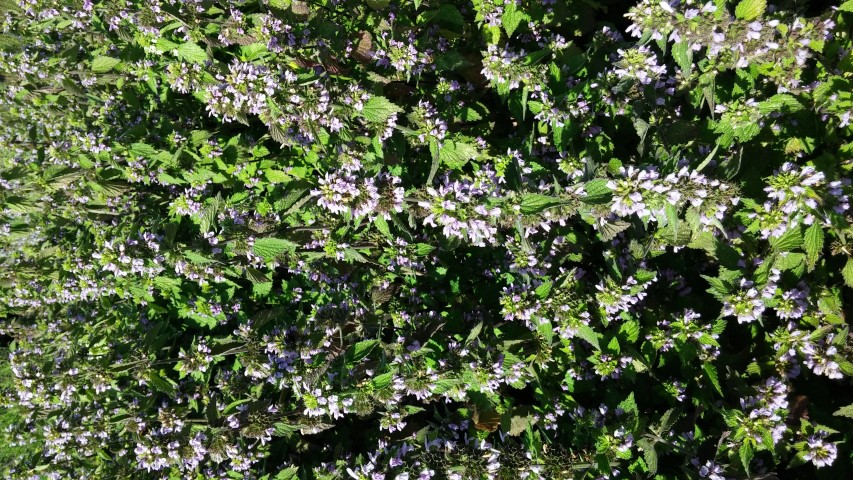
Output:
1,0,852,478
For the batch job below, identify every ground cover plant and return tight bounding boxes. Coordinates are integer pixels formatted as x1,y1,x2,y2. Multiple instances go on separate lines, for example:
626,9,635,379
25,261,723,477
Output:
1,0,853,478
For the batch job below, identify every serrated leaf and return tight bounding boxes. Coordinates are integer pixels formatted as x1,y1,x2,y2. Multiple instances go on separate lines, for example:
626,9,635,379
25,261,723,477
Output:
374,215,393,239
735,0,766,20
146,370,177,396
619,320,640,343
671,42,693,75
269,0,292,9
370,372,394,389
273,466,299,480
360,96,402,123
272,422,298,437
618,392,638,416
638,438,658,474
537,319,554,345
519,193,564,215
501,1,524,37
508,413,537,436
264,170,291,183
348,340,379,364
253,238,297,261
414,243,434,256
803,223,824,269
703,363,723,396
758,93,804,114
599,220,631,241
582,179,613,204
184,250,216,265
576,324,600,350
774,252,805,272
342,248,370,263
459,105,483,121
739,442,754,474
842,258,853,288
253,281,273,297
698,333,720,347
534,281,552,299
422,4,464,31
833,403,853,418
465,322,483,345
439,140,478,169
91,56,121,73
176,42,209,63
153,276,182,295
770,227,802,252
365,0,389,9
268,123,290,145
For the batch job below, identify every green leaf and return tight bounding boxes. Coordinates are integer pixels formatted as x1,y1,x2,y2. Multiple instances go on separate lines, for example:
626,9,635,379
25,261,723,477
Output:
619,320,640,343
637,438,658,475
371,372,394,389
153,276,182,296
365,0,389,9
703,275,731,300
703,363,723,396
253,281,273,297
774,252,805,272
618,392,638,417
840,0,853,12
770,227,802,252
439,140,478,170
735,0,766,20
534,281,552,299
582,179,613,204
739,442,754,474
598,220,631,241
342,248,371,263
459,105,483,121
240,43,268,61
833,403,853,418
576,324,601,351
269,0,292,10
758,94,804,115
502,1,525,37
374,216,393,240
91,56,121,73
519,193,564,215
176,42,209,63
146,370,177,396
273,466,299,480
264,170,291,183
272,422,298,437
359,96,402,123
421,4,464,31
671,42,693,75
253,238,298,261
347,340,379,364
842,258,853,288
465,322,484,345
803,223,824,270
184,250,217,265
414,243,435,256
507,410,537,436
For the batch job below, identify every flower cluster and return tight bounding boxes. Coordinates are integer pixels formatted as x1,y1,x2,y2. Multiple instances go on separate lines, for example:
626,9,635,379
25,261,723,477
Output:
205,60,290,123
1,0,851,479
418,166,504,246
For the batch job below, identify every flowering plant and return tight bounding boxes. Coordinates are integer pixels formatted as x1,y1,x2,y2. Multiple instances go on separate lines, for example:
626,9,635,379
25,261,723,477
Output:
1,0,853,479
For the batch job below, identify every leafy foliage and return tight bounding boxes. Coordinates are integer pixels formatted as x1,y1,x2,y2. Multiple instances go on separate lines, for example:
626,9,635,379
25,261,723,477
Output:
1,0,852,479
